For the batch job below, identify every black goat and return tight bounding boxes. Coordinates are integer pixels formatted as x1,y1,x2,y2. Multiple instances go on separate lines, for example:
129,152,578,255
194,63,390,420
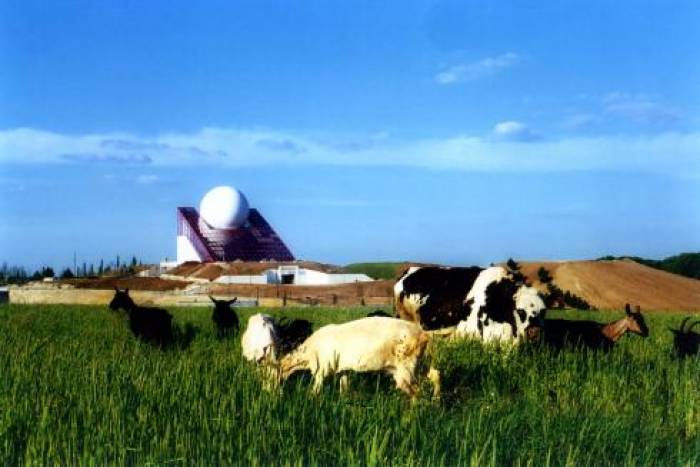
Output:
670,317,700,358
543,304,649,351
109,288,174,347
209,295,240,337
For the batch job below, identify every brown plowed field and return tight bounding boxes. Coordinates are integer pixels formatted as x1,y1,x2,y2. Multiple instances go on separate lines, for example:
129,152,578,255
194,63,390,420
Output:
519,259,700,312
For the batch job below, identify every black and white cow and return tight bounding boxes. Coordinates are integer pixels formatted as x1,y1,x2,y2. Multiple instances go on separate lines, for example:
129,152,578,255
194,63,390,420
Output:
395,265,546,343
394,266,484,330
455,267,546,344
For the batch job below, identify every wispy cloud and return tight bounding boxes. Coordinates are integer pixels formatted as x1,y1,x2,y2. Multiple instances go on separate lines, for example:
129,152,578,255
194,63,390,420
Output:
255,137,306,154
435,53,520,85
1,126,699,178
491,121,539,142
559,113,599,131
59,153,152,164
135,174,160,184
603,92,681,124
270,197,382,208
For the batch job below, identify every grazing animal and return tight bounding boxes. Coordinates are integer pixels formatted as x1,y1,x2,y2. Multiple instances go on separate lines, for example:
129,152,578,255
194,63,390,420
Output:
543,304,648,350
278,317,440,399
670,317,700,358
209,295,239,337
240,313,313,363
109,288,174,347
394,266,484,329
431,266,545,344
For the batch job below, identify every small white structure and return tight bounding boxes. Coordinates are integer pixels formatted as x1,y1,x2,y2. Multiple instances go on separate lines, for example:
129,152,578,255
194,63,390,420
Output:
215,265,373,286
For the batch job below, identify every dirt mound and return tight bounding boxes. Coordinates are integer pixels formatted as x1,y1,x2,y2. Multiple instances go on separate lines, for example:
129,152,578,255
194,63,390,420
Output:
519,259,700,312
168,261,342,280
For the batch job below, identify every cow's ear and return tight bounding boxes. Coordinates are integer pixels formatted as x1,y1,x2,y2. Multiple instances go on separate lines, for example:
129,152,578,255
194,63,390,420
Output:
114,286,120,292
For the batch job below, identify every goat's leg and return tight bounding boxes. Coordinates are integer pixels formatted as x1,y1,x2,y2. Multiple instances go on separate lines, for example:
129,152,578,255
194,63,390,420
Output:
261,365,279,393
427,366,441,400
311,369,327,395
392,367,418,400
338,374,349,393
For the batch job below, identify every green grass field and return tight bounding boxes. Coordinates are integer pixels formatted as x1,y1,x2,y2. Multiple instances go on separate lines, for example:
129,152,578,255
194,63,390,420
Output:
1,304,698,465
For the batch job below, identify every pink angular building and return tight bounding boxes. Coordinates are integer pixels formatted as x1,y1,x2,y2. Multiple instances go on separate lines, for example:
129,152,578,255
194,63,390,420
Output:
176,186,294,263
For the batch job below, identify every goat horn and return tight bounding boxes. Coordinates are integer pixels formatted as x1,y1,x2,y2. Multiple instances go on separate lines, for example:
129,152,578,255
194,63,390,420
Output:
679,317,692,333
688,320,700,333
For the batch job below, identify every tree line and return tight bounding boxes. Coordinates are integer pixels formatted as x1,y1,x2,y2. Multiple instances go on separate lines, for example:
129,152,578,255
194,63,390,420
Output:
0,256,145,285
597,252,700,280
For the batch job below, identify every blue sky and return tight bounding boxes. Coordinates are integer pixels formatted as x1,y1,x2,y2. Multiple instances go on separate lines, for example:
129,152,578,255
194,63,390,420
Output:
1,0,699,270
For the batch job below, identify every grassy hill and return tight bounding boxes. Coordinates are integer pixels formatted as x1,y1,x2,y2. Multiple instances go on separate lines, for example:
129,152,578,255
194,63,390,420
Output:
341,262,408,280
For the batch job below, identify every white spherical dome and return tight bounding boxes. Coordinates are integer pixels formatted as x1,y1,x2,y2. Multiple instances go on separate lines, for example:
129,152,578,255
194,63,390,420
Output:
199,186,250,229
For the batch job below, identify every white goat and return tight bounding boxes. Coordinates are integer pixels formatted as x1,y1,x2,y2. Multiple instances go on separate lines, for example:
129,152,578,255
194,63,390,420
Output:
278,317,440,399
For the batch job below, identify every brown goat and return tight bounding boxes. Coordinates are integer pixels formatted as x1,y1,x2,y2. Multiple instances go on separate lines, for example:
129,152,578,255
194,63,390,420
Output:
543,304,648,351
670,317,700,358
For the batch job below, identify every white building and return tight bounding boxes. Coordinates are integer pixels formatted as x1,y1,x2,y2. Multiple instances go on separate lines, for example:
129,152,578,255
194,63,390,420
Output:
214,265,373,286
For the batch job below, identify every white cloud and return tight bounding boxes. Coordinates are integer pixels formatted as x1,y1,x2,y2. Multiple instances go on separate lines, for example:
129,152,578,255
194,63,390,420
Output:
491,121,539,141
0,126,699,178
435,53,520,85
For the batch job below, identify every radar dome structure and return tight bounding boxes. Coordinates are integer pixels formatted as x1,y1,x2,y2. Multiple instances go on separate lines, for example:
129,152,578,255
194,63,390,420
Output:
176,185,294,263
199,186,250,229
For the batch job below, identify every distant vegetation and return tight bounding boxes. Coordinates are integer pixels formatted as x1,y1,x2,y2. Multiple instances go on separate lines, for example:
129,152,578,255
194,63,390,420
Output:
598,252,700,280
342,262,405,280
0,256,146,285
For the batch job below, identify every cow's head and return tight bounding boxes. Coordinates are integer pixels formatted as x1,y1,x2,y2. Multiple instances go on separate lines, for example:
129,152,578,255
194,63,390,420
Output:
513,284,546,342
